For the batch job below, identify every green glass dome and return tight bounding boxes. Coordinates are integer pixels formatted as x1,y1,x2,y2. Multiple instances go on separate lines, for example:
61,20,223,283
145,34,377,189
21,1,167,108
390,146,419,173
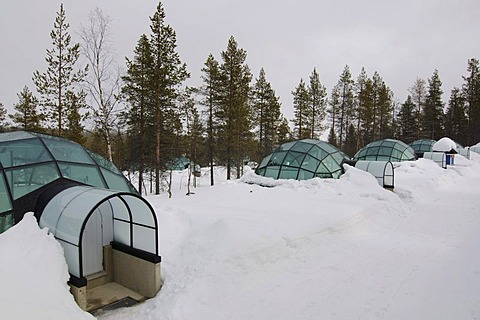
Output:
410,139,436,154
255,139,348,180
354,138,416,162
0,131,137,232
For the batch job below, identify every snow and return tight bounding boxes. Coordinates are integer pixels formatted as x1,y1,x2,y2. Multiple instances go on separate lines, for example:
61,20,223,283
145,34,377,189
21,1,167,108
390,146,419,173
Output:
3,154,480,319
432,137,458,152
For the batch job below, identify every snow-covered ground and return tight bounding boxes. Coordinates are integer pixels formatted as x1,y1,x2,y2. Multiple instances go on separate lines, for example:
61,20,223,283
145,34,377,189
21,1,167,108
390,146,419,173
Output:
3,152,480,319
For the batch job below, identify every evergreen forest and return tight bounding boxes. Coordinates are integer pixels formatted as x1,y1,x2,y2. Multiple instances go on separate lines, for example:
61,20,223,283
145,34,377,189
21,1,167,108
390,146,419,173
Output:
1,2,480,195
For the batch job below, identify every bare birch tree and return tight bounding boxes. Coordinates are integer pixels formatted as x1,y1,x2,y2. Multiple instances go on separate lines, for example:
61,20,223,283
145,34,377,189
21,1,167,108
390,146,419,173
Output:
80,7,122,161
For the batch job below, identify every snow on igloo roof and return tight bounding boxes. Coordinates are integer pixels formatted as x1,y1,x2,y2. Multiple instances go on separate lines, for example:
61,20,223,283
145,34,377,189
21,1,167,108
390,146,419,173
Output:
0,131,137,202
432,137,459,152
255,139,348,180
354,138,416,162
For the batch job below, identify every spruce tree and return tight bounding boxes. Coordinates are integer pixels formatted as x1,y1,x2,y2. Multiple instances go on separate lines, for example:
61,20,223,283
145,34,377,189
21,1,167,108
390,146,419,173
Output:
149,2,189,193
377,81,394,139
307,68,327,139
10,86,43,131
252,68,282,158
330,65,355,148
422,70,444,140
445,87,468,145
199,53,222,186
397,95,417,143
218,36,252,179
292,78,310,139
121,34,155,194
33,3,87,137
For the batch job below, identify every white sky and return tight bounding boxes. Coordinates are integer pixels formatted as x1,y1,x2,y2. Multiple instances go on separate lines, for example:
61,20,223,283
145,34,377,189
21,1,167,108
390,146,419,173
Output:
1,0,479,121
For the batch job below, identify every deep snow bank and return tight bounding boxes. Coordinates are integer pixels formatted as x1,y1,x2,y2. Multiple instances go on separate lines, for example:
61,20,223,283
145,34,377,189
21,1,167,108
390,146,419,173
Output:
0,213,93,320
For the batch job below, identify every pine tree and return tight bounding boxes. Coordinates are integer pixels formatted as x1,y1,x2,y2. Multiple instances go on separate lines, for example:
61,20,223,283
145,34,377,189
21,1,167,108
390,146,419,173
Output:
276,117,292,146
252,68,282,158
121,34,155,194
330,65,355,148
10,86,43,131
397,95,417,143
149,1,189,193
422,70,444,140
63,90,87,144
377,81,394,139
292,78,310,139
199,53,222,186
357,71,375,146
33,3,87,136
408,78,427,139
218,36,252,179
354,68,369,148
463,58,480,145
308,68,327,139
445,87,468,145
343,123,357,157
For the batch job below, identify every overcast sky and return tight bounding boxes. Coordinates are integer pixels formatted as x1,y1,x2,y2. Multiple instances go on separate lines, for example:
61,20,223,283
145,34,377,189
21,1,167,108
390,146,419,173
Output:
1,0,479,121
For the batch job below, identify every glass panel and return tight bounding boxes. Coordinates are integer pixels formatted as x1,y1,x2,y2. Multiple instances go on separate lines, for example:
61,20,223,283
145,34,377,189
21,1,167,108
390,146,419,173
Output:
0,138,52,168
59,163,106,188
0,213,13,233
268,151,286,166
308,146,328,161
124,195,154,227
113,220,130,246
0,131,36,143
101,168,130,192
317,143,337,155
6,163,60,199
258,154,272,169
264,167,280,179
366,147,379,156
378,147,392,157
41,137,94,164
381,141,395,148
331,152,346,165
316,162,331,175
331,169,343,179
301,155,320,172
279,141,296,151
278,166,298,179
282,151,306,167
255,168,265,176
322,155,339,173
290,141,313,153
297,169,314,180
133,225,155,254
86,149,122,174
0,174,12,213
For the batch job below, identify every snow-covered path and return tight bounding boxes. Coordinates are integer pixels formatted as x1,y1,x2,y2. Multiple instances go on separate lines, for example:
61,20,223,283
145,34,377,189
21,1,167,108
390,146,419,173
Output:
97,155,480,320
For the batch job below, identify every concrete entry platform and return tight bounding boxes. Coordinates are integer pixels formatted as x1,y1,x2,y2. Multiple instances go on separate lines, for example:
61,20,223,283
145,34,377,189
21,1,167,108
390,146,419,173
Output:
87,282,145,312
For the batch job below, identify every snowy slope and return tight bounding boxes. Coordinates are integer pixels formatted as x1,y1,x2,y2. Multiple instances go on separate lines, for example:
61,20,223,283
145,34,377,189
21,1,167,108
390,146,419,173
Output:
3,154,480,319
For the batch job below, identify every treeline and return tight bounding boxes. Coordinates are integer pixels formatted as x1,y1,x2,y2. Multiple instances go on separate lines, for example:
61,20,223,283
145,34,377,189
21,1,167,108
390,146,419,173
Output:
1,2,480,195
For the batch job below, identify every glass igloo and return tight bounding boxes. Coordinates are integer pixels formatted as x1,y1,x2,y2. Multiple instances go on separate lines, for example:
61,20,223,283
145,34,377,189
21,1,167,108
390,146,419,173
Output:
0,131,136,232
354,138,416,162
255,139,348,180
410,139,436,154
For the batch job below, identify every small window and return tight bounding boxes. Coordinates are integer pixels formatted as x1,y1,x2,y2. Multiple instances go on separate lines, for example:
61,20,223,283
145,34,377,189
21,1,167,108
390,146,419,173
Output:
101,168,130,192
59,163,107,188
5,163,60,199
